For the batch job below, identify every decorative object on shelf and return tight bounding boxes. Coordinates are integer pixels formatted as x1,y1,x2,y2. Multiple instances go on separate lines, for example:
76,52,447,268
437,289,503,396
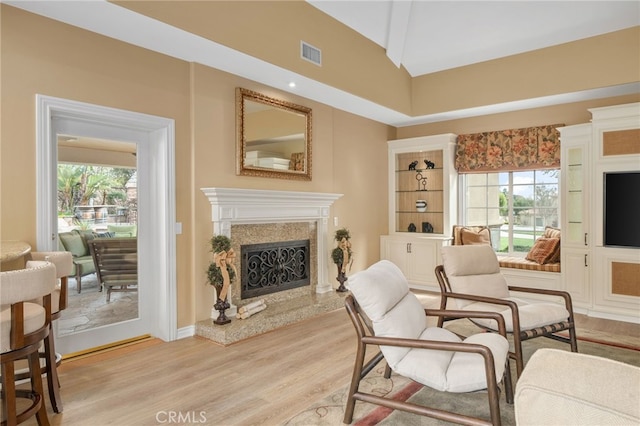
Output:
424,159,435,169
408,160,419,170
408,223,417,232
415,170,428,191
416,200,427,212
422,222,434,233
331,228,353,292
207,234,237,325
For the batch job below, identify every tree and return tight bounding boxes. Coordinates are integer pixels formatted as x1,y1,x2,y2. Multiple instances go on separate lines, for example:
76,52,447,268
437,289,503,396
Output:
499,190,508,217
57,164,133,214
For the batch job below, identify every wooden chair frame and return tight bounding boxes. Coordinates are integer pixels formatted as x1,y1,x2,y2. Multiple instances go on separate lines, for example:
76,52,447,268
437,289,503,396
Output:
343,295,513,426
1,296,52,426
435,265,578,377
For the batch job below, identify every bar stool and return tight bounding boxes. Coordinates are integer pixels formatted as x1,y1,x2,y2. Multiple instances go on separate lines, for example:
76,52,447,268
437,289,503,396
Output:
1,261,56,426
15,251,72,413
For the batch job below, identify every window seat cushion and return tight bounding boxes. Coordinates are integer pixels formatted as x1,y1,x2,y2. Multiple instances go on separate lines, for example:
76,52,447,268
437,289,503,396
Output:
499,256,560,273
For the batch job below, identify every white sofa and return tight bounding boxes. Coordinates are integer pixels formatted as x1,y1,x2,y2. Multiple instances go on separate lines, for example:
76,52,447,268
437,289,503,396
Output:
515,348,640,425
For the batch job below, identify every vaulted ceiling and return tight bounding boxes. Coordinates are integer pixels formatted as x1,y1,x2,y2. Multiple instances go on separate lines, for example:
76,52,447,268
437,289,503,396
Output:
308,1,639,76
6,1,640,126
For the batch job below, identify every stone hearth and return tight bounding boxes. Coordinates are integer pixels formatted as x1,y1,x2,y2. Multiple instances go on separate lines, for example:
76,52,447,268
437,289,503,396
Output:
197,188,343,345
195,291,347,345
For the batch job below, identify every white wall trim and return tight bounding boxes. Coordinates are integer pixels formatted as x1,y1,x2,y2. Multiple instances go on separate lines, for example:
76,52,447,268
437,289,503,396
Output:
201,188,342,294
36,95,177,351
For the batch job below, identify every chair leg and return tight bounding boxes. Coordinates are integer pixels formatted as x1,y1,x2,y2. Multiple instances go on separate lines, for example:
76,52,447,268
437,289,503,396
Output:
43,324,63,413
383,363,392,379
2,360,18,426
343,342,366,424
512,334,525,377
76,270,82,293
503,359,513,405
28,350,50,426
569,324,579,353
486,374,502,426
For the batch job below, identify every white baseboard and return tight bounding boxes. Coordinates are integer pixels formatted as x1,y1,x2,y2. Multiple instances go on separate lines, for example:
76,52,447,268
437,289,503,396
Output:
585,309,640,324
176,325,195,340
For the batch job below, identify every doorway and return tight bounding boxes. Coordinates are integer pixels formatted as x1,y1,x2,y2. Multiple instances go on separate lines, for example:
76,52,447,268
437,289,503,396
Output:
36,95,177,355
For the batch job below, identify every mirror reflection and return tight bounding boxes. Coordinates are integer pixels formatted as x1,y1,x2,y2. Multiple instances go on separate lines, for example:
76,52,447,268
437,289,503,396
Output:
236,88,312,180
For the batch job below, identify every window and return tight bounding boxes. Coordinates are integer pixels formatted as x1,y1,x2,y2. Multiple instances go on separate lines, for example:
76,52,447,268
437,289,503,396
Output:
460,169,559,255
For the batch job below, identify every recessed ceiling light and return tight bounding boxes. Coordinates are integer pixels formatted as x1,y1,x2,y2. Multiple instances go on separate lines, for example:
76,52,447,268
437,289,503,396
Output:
288,82,296,88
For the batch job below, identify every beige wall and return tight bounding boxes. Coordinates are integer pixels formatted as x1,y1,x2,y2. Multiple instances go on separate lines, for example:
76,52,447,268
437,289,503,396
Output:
0,5,390,327
2,5,638,330
116,2,639,119
411,27,640,116
396,93,640,139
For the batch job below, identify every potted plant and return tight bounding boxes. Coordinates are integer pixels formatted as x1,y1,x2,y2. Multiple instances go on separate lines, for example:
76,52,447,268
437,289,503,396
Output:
207,234,237,325
331,228,352,292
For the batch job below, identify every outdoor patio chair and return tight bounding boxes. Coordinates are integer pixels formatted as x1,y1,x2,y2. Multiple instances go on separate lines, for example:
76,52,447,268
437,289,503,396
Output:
89,238,138,302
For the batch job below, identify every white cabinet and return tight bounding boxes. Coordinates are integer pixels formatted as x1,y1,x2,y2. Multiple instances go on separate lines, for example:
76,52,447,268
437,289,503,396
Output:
558,124,592,308
559,103,640,321
589,103,640,320
380,235,448,290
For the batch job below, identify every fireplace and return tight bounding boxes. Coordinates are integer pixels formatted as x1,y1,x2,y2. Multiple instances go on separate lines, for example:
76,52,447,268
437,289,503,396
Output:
201,188,342,315
198,188,345,344
241,239,310,299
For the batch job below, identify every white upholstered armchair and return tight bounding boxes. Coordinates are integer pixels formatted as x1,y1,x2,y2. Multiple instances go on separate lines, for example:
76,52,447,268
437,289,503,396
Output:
435,244,578,376
344,260,513,425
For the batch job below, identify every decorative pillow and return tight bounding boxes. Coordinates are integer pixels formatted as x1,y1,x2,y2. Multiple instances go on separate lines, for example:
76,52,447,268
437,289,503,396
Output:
543,227,561,263
460,227,491,245
526,237,560,264
544,226,561,239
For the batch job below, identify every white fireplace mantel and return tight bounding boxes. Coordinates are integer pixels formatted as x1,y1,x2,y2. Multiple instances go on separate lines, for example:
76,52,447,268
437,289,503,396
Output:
201,188,343,293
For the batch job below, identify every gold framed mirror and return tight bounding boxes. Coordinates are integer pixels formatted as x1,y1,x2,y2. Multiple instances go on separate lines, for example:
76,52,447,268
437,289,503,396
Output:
236,88,312,180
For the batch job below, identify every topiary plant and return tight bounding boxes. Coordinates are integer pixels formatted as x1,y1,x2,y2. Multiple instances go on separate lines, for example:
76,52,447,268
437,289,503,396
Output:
206,235,236,294
331,227,353,267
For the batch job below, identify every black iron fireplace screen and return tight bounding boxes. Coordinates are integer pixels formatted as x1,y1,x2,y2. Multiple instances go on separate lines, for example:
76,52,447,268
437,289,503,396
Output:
241,239,310,299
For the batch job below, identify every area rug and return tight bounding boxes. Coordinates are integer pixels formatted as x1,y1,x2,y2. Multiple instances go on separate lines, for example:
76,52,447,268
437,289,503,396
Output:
284,321,640,426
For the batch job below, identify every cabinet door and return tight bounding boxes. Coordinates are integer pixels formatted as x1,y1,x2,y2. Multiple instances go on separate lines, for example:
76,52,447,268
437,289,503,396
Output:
562,248,591,307
407,240,438,284
381,237,409,274
565,146,589,248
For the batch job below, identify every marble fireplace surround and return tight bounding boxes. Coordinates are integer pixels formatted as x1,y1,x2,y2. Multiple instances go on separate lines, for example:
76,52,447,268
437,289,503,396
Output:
197,188,345,345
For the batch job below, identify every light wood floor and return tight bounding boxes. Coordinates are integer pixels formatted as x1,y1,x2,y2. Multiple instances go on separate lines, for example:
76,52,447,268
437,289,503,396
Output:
18,294,640,426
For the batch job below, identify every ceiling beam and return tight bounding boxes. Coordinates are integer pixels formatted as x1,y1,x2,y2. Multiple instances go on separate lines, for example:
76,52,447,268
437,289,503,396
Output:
385,0,412,69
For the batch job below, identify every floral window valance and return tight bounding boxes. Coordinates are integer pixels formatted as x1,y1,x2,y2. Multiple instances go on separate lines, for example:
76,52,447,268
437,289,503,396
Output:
455,124,562,173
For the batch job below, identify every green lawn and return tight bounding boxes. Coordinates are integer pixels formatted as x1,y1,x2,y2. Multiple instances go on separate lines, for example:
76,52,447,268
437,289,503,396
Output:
497,231,537,253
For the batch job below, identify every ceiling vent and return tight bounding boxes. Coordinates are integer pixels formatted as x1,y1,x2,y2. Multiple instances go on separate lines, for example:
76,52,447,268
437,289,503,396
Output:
301,41,322,66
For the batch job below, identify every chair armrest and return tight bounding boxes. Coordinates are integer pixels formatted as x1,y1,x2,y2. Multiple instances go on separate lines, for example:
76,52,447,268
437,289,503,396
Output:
425,309,507,337
363,335,495,359
507,285,574,315
442,291,519,311
441,291,522,332
361,335,498,378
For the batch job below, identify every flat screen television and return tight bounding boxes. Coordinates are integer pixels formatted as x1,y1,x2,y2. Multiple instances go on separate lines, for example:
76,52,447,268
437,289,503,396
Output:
603,171,640,248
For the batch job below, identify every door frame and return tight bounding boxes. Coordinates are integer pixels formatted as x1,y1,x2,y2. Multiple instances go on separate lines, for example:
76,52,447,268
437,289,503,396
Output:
36,94,177,344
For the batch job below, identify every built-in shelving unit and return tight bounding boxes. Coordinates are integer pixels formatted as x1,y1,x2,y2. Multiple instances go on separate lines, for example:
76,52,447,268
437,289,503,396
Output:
381,134,457,290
